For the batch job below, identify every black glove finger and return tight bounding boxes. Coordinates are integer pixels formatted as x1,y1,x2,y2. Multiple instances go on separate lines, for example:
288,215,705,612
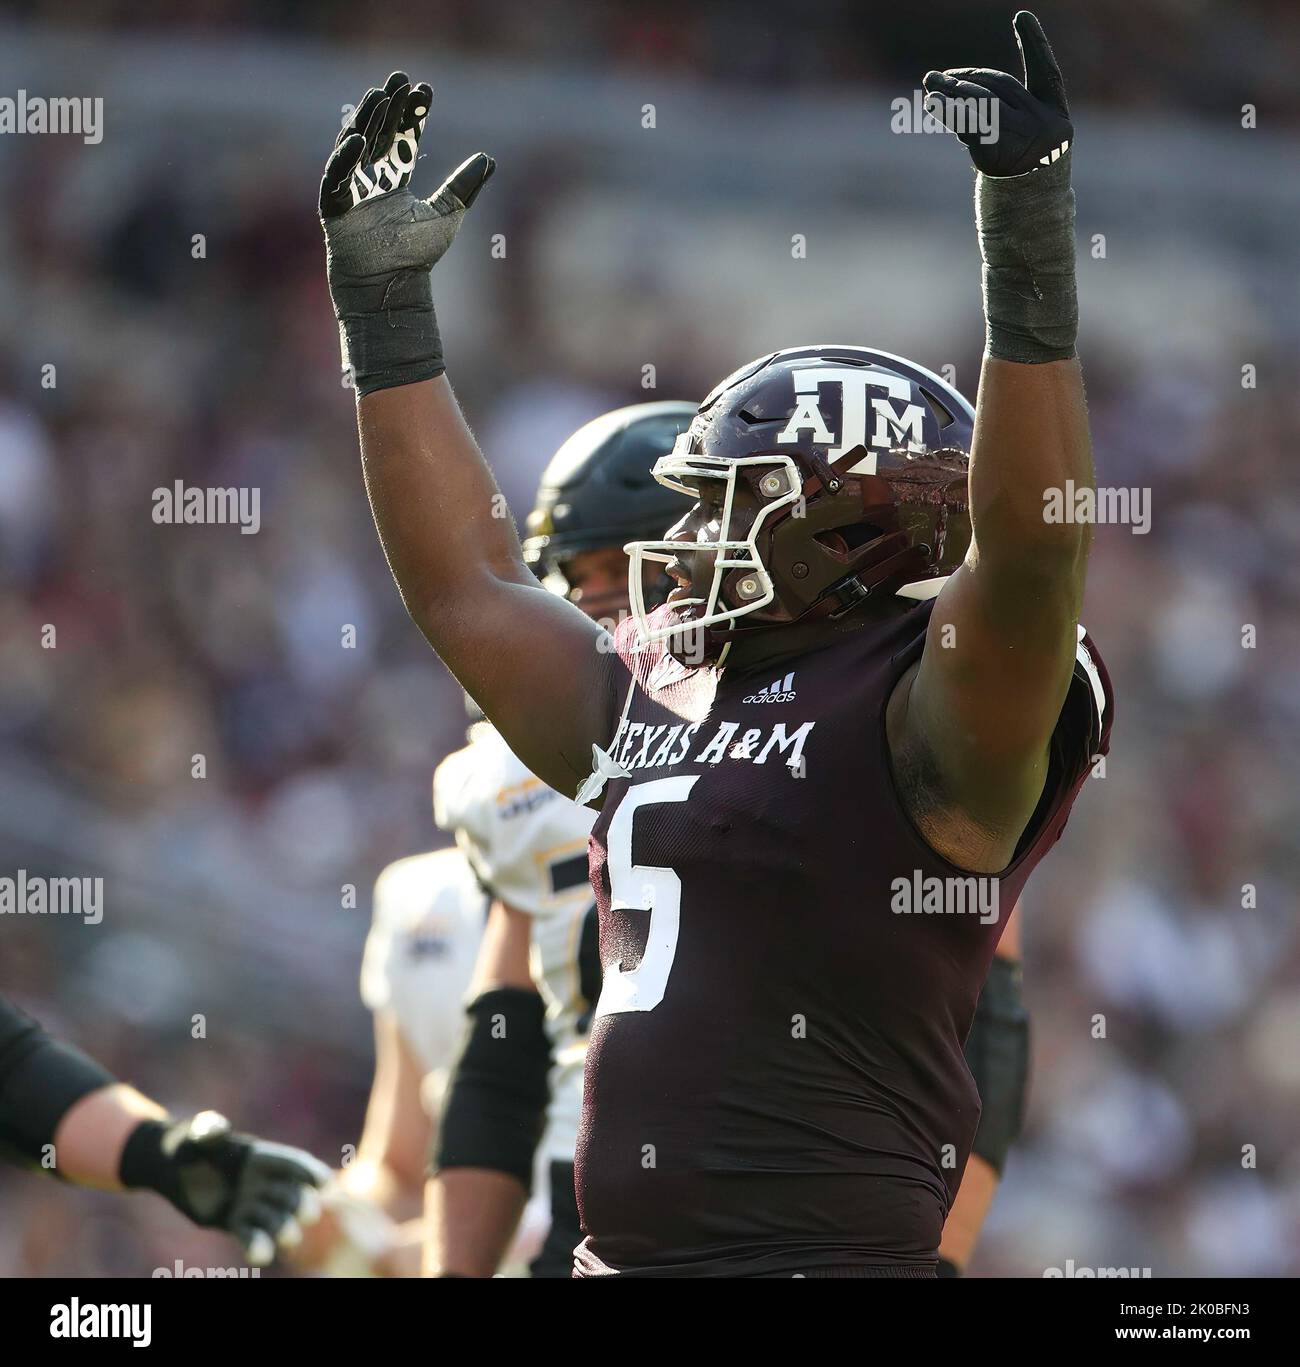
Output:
242,1141,332,1188
357,74,408,155
241,1177,312,1221
372,80,411,158
239,1193,302,1240
923,71,988,99
383,83,432,189
363,82,414,195
921,74,995,139
358,95,415,198
320,133,366,217
933,66,998,82
231,1217,278,1268
930,67,1034,107
337,86,383,148
429,151,496,212
338,73,406,148
358,94,395,165
1014,10,1068,114
403,82,433,135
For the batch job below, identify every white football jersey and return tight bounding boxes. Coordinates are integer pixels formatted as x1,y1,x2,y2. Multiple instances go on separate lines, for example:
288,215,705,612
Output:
433,722,598,1164
360,848,487,1106
356,846,548,1278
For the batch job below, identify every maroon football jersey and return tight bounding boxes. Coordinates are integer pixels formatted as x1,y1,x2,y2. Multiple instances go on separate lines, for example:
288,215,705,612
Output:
573,599,1112,1277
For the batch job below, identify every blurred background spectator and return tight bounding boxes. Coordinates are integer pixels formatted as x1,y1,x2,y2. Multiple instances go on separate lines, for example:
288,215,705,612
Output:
0,0,1297,1275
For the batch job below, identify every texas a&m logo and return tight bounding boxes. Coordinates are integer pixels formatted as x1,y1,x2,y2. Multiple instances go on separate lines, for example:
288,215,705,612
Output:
775,367,926,472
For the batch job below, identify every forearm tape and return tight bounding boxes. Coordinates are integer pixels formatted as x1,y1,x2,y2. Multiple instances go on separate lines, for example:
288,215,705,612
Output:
976,153,1078,363
965,956,1030,1175
0,997,116,1167
326,227,444,399
434,987,551,1189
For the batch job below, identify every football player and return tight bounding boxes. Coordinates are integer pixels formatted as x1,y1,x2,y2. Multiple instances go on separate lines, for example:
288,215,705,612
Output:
425,404,1027,1278
289,847,489,1276
0,991,329,1265
426,401,696,1278
320,12,1109,1276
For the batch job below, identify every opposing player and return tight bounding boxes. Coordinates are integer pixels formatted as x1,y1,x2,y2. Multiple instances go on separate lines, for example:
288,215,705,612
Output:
0,991,328,1265
320,12,1110,1275
426,402,696,1277
290,847,489,1275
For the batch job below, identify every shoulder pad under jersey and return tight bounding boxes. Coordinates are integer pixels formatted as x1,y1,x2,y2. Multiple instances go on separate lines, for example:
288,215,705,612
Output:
432,723,596,917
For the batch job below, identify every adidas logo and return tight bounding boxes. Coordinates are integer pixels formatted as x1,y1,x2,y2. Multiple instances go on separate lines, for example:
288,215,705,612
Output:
743,672,796,704
1038,138,1070,167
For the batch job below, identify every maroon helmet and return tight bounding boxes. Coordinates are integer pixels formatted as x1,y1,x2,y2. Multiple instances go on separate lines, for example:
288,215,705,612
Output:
626,344,974,661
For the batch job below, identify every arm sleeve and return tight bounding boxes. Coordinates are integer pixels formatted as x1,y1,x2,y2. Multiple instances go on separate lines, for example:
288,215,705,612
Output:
964,958,1030,1175
0,994,116,1167
433,987,552,1188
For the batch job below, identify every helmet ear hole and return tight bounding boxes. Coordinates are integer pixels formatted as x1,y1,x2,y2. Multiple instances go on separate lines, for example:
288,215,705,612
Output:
919,387,955,429
814,524,883,554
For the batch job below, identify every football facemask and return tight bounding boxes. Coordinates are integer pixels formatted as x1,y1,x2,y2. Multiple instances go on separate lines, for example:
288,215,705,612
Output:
625,439,805,645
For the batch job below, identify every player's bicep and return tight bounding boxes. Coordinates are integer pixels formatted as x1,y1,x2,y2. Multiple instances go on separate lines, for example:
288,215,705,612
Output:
431,573,621,798
908,551,1080,813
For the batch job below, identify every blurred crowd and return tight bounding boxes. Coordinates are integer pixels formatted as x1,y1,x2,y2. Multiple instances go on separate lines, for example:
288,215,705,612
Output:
4,0,1300,125
1,3,1298,1276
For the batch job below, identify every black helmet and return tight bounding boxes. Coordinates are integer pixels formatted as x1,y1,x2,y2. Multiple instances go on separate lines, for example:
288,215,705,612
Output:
522,401,697,589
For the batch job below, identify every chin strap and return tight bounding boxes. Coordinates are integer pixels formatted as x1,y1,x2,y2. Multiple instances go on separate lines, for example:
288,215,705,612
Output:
813,537,929,620
825,576,876,618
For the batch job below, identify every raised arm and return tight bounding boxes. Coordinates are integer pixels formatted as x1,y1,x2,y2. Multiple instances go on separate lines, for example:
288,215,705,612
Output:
356,377,619,795
899,13,1091,869
320,74,619,796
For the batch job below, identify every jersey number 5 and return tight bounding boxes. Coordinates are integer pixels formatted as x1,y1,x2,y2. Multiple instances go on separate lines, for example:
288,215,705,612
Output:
593,775,700,1018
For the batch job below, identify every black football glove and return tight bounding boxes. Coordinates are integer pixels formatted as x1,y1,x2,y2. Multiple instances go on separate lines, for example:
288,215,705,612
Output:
922,10,1071,177
924,11,1079,363
320,71,495,396
121,1110,330,1266
319,70,433,218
